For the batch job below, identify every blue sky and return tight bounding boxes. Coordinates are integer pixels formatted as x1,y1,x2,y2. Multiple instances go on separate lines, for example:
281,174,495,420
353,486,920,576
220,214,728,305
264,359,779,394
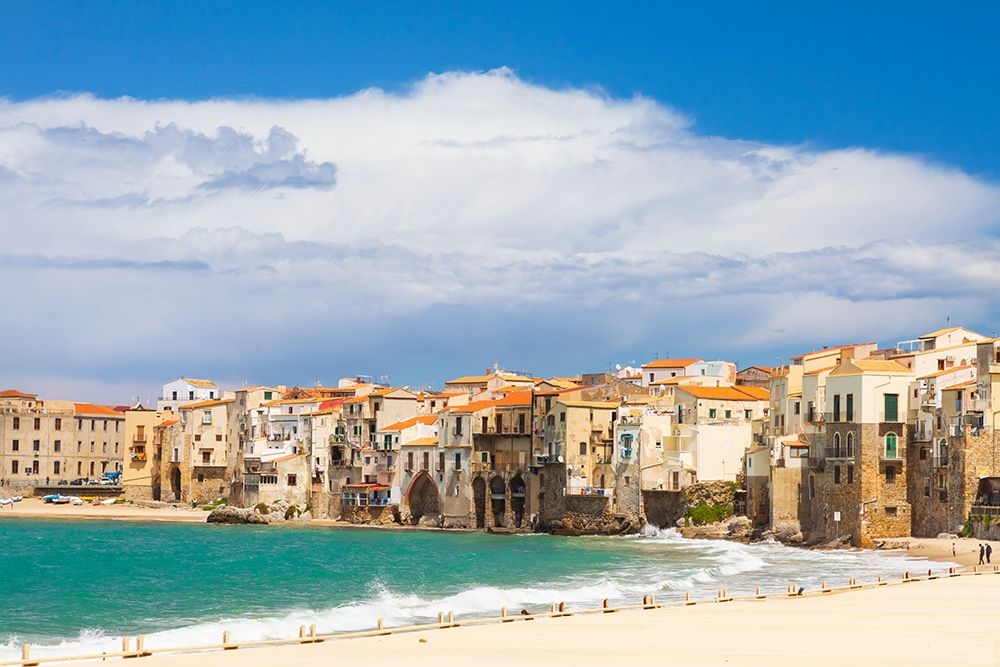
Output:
0,2,998,401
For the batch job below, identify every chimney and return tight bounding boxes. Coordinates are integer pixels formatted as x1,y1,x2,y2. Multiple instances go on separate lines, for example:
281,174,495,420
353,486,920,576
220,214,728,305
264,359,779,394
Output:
840,346,855,362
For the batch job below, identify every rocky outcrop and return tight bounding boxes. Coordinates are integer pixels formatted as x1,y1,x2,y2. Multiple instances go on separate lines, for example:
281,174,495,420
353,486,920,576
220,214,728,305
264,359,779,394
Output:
679,516,753,542
207,506,268,525
546,512,639,536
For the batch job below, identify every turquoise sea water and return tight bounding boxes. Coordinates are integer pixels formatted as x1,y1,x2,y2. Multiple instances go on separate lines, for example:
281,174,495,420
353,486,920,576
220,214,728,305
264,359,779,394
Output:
0,519,950,660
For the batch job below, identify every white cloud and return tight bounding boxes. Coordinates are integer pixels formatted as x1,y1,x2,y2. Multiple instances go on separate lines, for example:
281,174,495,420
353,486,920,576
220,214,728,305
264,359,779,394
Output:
0,69,998,401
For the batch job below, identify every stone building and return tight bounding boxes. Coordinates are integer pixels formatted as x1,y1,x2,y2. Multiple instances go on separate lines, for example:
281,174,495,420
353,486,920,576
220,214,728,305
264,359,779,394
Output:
122,406,173,501
161,397,241,503
736,366,773,389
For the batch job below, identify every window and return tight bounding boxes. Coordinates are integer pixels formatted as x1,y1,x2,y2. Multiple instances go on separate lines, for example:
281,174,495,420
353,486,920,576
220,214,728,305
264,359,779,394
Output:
438,452,445,471
77,462,82,475
422,452,430,471
744,410,751,420
833,395,841,422
518,413,526,433
91,420,95,430
833,433,841,457
202,410,212,425
809,474,815,498
790,446,809,458
883,394,899,422
545,397,552,411
794,402,800,415
189,391,195,400
560,412,566,422
89,462,95,476
884,433,898,459
195,434,201,442
579,442,587,456
103,420,108,431
846,432,855,457
287,474,297,487
11,461,18,474
455,417,463,435
215,434,222,441
724,409,732,419
834,466,841,484
260,475,278,485
11,439,18,452
846,394,854,421
54,440,61,452
102,442,107,453
12,417,19,430
709,408,717,419
54,461,61,474
885,506,897,517
197,473,205,482
90,441,95,453
33,417,41,430
264,391,273,400
649,373,654,383
454,452,461,468
847,465,854,484
919,447,927,460
407,452,414,471
885,466,896,484
32,440,40,452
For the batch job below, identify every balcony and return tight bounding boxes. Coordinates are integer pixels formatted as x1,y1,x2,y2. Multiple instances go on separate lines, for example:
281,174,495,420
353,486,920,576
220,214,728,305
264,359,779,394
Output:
880,449,903,461
824,447,855,461
878,411,902,424
132,435,147,444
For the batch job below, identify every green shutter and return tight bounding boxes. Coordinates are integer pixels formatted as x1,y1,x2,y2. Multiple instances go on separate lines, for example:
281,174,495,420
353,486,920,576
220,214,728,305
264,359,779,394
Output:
884,394,898,422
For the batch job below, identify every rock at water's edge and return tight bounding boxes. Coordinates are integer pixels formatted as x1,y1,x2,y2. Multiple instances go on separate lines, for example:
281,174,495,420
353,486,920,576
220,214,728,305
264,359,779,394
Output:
207,506,268,525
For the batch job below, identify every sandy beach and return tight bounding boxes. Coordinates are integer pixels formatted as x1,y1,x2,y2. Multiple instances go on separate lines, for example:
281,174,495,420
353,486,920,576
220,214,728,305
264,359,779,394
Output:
57,572,1000,667
0,497,207,523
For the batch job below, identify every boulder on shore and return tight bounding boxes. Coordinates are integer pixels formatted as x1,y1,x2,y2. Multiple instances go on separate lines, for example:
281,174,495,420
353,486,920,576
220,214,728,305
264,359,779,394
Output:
207,506,268,525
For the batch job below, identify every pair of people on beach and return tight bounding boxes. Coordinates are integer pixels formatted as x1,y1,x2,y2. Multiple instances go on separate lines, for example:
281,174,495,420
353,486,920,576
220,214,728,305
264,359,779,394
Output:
979,543,992,565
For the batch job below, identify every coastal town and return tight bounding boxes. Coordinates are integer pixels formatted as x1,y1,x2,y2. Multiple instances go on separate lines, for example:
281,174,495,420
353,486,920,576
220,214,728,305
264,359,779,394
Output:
3,324,1000,547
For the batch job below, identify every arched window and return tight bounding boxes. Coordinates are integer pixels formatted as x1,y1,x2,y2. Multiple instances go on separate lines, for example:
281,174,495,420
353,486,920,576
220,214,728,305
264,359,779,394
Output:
885,433,898,459
846,432,855,457
833,432,842,457
938,438,948,464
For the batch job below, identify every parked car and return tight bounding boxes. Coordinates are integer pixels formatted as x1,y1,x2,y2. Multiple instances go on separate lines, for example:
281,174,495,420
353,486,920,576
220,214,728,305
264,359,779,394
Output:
98,477,116,486
57,480,69,486
69,477,88,486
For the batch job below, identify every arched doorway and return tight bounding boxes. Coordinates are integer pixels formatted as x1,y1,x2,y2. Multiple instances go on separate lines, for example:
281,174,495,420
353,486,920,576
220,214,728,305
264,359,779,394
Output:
170,467,181,502
490,476,506,527
406,472,441,524
151,473,161,502
510,475,526,528
473,476,487,528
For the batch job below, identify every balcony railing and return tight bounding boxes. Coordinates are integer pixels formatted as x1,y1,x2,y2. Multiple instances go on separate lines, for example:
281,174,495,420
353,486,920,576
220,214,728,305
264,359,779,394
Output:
824,447,855,460
971,505,1000,517
881,449,903,461
878,411,902,424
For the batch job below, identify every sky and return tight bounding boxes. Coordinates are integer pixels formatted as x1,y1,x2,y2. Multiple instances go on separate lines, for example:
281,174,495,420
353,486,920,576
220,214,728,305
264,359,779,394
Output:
0,2,998,402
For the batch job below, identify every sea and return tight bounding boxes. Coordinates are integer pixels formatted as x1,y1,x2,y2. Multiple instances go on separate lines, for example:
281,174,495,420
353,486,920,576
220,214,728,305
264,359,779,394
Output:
0,518,951,660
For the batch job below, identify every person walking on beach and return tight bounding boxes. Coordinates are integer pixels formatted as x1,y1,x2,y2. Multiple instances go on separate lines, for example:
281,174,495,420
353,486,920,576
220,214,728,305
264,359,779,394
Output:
979,544,985,565
987,544,993,564
952,542,957,557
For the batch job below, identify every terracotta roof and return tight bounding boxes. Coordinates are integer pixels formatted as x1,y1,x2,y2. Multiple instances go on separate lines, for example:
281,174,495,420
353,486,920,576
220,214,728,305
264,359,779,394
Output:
156,419,178,429
178,398,234,411
382,415,438,432
73,402,123,416
791,343,876,360
942,380,977,391
677,386,769,401
829,359,913,377
642,358,701,369
919,326,964,339
803,365,838,376
401,436,439,447
445,375,491,385
262,397,322,407
739,366,774,374
180,377,217,389
0,389,37,399
540,378,580,390
534,386,590,396
919,366,973,380
494,391,533,407
558,400,620,409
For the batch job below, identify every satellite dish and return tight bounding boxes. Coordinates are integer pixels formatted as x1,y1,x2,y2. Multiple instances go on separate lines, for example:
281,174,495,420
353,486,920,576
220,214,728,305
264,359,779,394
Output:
558,456,565,464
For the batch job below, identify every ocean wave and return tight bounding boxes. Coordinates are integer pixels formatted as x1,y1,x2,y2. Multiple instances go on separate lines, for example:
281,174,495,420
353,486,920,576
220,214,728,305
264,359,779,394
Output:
0,532,954,661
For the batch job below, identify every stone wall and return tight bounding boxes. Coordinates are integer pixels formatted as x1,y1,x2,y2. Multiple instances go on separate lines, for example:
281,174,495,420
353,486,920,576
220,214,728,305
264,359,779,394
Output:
190,467,227,504
642,490,684,528
910,430,995,538
537,462,639,534
745,475,769,527
969,516,1000,541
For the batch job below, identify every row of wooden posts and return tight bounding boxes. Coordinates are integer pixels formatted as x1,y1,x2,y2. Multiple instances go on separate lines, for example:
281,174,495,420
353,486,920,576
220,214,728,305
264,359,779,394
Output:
10,564,999,667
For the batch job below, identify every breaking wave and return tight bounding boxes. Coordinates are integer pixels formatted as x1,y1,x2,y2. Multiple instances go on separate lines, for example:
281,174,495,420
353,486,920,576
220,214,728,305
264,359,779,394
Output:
0,531,953,661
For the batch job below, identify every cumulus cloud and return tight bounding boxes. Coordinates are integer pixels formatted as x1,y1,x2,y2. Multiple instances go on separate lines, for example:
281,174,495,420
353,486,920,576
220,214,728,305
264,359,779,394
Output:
0,69,998,401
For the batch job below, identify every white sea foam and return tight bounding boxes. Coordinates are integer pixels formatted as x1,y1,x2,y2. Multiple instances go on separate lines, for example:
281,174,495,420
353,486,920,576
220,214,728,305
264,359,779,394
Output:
0,533,955,661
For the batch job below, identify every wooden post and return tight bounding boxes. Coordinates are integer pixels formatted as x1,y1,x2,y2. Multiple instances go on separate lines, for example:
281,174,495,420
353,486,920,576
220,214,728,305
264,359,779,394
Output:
137,635,146,655
309,624,317,640
558,602,565,613
448,611,454,625
21,644,38,667
299,625,306,639
376,617,384,631
437,612,444,624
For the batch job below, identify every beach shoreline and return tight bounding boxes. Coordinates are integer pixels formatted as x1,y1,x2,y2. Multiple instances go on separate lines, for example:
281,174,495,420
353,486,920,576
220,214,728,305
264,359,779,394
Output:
27,569,996,667
5,498,998,567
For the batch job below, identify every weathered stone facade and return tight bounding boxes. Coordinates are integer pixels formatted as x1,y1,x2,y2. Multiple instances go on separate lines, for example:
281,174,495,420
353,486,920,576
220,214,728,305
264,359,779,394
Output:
910,429,996,537
642,489,684,528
